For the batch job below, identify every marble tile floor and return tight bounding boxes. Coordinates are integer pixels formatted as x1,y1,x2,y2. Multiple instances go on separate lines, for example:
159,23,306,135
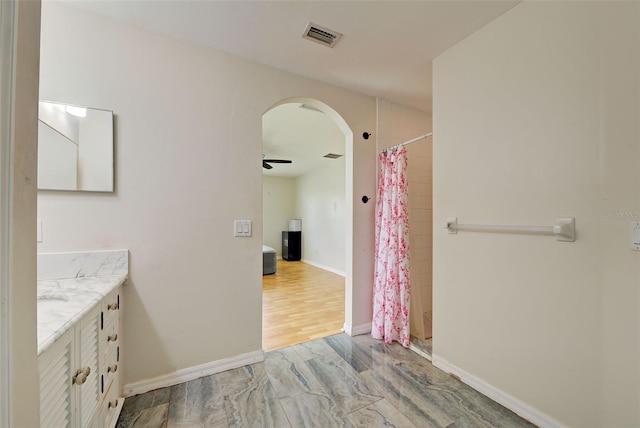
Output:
410,336,433,358
116,333,536,428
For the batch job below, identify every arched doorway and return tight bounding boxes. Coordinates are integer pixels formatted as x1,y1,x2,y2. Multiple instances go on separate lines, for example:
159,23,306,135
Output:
261,97,353,350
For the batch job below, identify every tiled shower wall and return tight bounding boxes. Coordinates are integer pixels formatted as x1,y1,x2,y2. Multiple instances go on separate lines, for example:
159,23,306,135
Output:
377,99,433,338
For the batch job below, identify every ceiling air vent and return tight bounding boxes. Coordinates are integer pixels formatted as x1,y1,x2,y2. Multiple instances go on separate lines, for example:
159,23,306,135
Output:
302,23,342,48
324,153,343,159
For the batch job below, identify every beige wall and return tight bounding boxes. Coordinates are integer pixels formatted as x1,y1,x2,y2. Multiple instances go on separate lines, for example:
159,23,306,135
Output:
295,157,346,274
263,159,346,274
38,3,377,385
377,99,432,338
262,176,295,257
433,2,639,426
1,1,41,425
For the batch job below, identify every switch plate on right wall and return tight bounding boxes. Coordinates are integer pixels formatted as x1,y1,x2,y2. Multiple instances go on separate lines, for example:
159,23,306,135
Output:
630,222,640,251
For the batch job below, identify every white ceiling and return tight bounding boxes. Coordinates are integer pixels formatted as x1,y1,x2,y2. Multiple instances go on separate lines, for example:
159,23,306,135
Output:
62,0,520,178
65,0,519,113
262,103,345,178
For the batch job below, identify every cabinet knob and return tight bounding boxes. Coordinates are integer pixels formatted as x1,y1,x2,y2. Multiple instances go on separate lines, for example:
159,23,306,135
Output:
107,364,118,374
72,372,85,385
107,302,119,310
108,399,119,409
72,367,91,385
107,333,118,342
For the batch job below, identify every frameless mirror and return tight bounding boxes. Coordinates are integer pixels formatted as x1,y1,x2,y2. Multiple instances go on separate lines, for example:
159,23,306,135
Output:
38,101,114,192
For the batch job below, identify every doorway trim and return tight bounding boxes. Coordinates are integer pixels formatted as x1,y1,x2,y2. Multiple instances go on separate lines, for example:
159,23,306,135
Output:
0,1,16,424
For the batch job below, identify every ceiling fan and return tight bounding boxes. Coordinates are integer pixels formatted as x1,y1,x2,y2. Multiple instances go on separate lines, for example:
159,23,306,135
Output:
262,155,292,170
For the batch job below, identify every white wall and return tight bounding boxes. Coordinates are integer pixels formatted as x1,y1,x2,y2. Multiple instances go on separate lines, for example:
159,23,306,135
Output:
38,3,377,386
377,99,432,338
263,161,346,274
433,2,639,426
262,175,295,256
295,157,345,274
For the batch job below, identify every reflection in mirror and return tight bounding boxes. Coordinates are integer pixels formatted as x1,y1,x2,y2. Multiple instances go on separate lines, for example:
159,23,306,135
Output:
38,101,114,192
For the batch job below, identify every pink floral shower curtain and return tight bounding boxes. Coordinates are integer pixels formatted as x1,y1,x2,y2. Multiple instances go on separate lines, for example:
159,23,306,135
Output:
372,146,411,347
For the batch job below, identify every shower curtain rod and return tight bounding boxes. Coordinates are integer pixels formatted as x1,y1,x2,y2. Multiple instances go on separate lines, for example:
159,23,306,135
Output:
383,132,432,152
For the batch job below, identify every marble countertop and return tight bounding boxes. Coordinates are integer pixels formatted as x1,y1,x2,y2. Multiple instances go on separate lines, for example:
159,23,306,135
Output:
37,274,126,355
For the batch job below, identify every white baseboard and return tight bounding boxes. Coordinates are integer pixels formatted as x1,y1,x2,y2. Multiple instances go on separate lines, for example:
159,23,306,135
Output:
123,350,264,397
409,343,432,362
342,322,352,335
301,259,345,277
343,322,372,336
432,354,564,428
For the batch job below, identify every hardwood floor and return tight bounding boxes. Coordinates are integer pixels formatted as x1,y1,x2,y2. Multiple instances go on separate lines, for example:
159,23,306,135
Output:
262,259,345,351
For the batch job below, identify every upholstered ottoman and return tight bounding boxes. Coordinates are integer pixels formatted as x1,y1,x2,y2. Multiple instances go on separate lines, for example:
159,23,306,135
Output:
262,245,277,275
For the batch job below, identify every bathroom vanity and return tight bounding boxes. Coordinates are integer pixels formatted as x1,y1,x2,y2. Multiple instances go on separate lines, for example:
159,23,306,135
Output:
37,250,127,428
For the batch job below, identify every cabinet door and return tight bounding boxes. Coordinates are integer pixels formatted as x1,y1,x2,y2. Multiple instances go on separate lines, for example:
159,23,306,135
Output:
77,306,101,428
39,330,74,428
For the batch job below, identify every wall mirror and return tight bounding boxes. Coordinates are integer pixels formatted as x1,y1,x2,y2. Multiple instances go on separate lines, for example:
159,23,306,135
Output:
38,101,114,192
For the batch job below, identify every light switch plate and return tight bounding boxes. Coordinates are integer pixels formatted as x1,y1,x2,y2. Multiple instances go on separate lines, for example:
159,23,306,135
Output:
630,222,640,251
234,220,252,237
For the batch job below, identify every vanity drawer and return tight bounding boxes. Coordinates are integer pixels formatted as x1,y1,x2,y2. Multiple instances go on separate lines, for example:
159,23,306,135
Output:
100,346,119,417
101,320,119,367
101,289,120,328
97,363,121,428
101,320,119,395
103,375,122,428
98,286,122,427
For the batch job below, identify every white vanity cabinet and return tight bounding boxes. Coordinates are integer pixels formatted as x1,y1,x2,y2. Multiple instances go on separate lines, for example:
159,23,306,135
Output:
39,305,101,428
39,285,123,428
